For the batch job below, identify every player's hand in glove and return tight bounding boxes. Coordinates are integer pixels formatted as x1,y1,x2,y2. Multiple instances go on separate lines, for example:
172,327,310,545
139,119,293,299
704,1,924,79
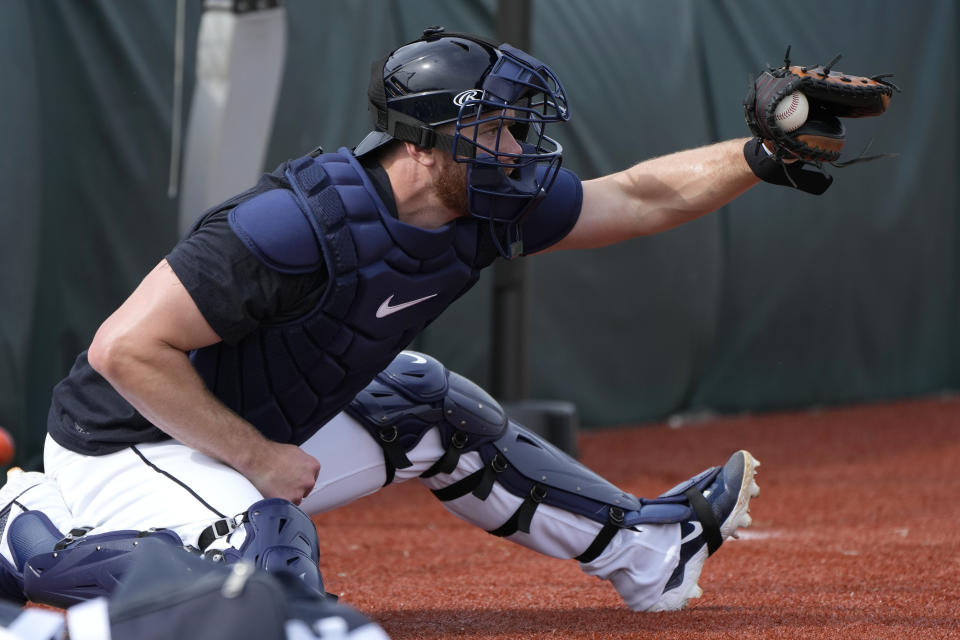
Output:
743,47,899,194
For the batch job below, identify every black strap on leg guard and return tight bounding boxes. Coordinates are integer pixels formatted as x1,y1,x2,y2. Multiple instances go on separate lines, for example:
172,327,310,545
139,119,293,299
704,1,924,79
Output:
684,487,723,555
53,527,94,551
198,513,249,552
430,454,507,502
419,430,469,479
473,453,507,499
430,467,484,502
575,507,628,564
374,424,414,486
489,484,546,537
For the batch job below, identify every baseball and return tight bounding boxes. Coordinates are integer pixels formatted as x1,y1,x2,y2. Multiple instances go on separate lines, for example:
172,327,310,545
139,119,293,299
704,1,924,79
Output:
774,91,809,132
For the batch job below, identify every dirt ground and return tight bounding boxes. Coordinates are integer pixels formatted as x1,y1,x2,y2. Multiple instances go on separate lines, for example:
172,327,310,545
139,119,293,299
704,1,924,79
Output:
315,395,960,639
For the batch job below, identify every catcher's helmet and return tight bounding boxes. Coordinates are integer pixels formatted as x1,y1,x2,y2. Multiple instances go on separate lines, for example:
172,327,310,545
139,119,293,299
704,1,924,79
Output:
355,26,570,258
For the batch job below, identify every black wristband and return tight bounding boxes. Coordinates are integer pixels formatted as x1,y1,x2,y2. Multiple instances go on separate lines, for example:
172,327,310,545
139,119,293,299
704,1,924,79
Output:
743,138,833,195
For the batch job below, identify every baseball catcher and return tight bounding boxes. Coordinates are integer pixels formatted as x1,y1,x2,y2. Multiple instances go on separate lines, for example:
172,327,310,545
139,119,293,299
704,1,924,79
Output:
0,31,897,622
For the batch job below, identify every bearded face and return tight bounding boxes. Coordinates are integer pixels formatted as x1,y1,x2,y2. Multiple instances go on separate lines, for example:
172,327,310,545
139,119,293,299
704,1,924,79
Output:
432,110,524,220
434,153,470,217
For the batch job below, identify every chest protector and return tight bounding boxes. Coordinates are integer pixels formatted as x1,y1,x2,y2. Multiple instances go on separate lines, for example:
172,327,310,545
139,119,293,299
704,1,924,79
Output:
190,148,484,444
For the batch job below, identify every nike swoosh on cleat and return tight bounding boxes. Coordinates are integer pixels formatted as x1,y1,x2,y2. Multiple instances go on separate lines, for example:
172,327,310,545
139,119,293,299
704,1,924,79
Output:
680,520,703,544
376,293,438,318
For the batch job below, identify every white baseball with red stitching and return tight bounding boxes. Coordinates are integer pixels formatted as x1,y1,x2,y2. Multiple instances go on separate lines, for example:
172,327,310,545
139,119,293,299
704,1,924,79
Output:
774,91,809,132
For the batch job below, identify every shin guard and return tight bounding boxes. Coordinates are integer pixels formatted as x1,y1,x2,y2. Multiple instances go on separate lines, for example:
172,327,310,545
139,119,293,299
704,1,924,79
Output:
432,420,724,563
200,498,325,595
351,352,724,565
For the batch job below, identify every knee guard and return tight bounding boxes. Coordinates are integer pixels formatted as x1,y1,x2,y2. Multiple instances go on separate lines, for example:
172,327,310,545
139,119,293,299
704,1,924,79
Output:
347,351,509,484
14,511,184,608
199,498,325,595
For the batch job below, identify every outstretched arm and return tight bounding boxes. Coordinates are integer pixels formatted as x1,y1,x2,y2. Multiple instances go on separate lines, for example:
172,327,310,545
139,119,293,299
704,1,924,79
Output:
547,138,760,251
87,259,321,504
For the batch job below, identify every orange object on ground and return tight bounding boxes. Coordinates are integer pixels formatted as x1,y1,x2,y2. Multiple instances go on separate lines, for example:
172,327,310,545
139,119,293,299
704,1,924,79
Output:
0,427,14,466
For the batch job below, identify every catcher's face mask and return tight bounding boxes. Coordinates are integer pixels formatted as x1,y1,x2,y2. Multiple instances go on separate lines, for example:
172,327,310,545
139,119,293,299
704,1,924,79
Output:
359,27,570,258
452,44,568,258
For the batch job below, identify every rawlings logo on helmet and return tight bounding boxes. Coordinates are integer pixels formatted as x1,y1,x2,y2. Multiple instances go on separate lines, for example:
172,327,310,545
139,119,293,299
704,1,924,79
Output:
453,89,483,107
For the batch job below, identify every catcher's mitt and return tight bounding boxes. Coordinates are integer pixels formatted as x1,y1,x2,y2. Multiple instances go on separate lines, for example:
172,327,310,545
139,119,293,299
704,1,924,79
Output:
745,47,898,166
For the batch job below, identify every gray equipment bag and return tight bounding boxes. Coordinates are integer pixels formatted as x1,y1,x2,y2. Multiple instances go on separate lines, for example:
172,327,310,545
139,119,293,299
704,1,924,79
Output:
99,539,385,640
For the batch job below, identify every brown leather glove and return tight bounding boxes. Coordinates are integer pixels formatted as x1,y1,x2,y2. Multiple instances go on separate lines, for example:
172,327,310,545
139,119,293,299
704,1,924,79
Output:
744,47,898,168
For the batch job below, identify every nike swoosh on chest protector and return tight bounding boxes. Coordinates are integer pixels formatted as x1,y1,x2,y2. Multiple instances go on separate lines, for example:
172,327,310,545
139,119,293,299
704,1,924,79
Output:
376,293,439,318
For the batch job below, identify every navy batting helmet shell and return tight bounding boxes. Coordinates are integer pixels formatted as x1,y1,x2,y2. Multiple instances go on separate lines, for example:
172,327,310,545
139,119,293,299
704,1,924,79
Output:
355,27,570,258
